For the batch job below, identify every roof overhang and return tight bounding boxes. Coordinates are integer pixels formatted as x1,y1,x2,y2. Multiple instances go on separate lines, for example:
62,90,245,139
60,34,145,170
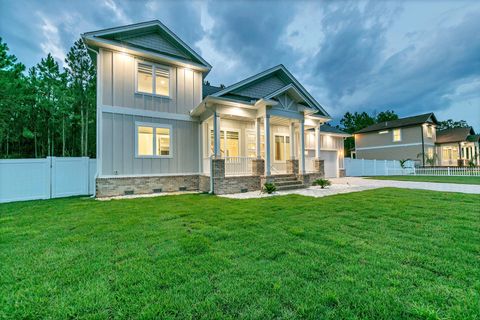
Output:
81,20,212,73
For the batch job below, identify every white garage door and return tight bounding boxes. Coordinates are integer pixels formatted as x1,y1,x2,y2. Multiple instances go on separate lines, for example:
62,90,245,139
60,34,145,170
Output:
320,150,338,178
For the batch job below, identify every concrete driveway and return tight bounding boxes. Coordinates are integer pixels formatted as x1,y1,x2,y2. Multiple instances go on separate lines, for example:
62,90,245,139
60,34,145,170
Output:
220,177,480,199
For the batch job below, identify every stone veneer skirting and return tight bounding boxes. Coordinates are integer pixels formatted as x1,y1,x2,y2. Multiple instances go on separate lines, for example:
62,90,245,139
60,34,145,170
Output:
96,159,326,197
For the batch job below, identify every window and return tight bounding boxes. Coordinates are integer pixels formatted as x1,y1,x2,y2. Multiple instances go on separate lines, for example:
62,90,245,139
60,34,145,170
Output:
274,135,290,161
136,123,172,157
246,132,256,158
305,132,315,150
427,147,434,159
136,61,170,97
210,130,239,157
426,125,433,138
379,130,389,134
393,129,401,142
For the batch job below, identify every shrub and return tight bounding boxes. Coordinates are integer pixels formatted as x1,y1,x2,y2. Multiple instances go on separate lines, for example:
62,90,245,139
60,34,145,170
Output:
313,178,331,189
263,182,277,194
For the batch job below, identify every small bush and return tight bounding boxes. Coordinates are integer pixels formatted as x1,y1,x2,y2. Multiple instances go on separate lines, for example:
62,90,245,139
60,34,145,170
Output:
313,178,331,189
263,182,277,194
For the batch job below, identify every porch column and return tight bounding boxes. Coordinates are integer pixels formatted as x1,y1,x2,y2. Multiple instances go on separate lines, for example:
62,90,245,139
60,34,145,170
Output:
289,122,296,159
256,117,262,159
315,123,321,159
299,119,306,174
264,115,271,176
213,111,221,158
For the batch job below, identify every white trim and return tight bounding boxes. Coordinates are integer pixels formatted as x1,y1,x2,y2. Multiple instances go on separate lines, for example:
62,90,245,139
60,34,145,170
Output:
135,59,172,98
100,105,196,122
135,122,173,159
356,142,435,151
100,172,200,179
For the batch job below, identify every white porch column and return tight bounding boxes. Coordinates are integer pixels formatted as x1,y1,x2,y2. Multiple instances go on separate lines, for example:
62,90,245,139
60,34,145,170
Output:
299,119,306,174
256,117,262,159
213,111,221,158
315,123,321,158
290,122,296,159
264,115,271,176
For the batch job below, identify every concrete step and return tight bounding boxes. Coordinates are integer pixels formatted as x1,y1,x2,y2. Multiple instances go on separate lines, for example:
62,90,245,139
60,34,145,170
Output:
270,176,297,182
276,183,306,191
275,180,303,187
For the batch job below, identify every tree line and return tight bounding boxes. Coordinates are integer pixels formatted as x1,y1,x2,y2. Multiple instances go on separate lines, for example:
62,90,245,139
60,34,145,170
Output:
0,38,96,159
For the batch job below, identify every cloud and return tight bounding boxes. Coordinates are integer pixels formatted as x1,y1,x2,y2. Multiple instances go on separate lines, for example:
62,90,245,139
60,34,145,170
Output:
102,0,131,25
37,13,66,65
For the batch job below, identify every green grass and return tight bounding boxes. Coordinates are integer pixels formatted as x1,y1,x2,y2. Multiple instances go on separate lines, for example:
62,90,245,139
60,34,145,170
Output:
366,175,480,185
1,189,479,319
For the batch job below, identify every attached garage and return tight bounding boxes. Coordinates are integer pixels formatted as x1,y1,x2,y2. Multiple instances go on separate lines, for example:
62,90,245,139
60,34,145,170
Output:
319,150,338,178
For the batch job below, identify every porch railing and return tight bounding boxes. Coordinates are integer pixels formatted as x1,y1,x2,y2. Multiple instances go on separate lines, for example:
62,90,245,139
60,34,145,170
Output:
225,157,255,176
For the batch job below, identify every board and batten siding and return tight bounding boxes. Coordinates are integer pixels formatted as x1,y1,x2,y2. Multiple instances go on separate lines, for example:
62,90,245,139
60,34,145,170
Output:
102,113,199,176
100,49,203,115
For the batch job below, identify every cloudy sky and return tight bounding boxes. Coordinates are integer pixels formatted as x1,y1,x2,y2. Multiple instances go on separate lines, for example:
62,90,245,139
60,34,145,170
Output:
1,0,479,128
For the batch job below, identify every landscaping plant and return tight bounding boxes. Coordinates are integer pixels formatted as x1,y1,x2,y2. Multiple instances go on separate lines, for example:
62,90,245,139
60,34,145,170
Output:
313,178,331,189
263,182,277,194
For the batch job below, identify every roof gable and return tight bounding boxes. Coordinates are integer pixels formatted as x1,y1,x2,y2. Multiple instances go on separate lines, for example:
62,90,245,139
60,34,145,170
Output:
436,127,475,143
211,65,330,118
82,20,211,71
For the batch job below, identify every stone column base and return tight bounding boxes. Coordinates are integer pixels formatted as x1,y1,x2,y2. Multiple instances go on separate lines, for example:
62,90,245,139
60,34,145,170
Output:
314,159,325,175
286,159,299,175
339,169,346,177
252,159,265,176
212,158,225,178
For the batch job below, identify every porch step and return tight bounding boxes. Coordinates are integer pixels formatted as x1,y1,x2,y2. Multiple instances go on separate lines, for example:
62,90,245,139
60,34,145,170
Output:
276,183,306,191
274,180,303,187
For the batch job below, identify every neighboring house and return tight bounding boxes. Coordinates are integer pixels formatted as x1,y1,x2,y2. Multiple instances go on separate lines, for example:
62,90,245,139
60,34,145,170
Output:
82,20,349,197
354,113,438,165
436,127,480,166
354,112,480,166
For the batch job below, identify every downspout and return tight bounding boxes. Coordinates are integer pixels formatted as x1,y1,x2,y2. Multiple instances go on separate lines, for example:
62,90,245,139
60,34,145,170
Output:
420,126,425,167
85,44,100,198
209,155,214,194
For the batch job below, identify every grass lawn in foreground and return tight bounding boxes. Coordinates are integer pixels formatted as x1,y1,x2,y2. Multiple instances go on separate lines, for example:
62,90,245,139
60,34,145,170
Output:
1,188,479,319
366,175,480,185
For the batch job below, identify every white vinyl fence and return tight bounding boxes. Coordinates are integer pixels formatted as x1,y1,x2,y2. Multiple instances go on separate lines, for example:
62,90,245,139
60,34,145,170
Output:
0,157,96,203
345,158,480,177
345,158,414,176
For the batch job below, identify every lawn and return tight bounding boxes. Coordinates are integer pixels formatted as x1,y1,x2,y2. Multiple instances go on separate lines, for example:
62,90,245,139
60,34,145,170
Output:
366,175,480,185
1,189,479,319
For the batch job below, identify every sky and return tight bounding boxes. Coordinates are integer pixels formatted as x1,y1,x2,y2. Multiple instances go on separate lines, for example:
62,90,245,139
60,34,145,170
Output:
1,0,479,128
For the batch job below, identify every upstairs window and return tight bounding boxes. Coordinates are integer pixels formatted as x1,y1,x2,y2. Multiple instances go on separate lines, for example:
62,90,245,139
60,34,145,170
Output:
393,129,401,142
136,123,172,158
136,61,170,97
426,125,434,138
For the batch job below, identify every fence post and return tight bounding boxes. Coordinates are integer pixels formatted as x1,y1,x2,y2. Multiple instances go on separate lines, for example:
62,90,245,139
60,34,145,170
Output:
448,167,450,176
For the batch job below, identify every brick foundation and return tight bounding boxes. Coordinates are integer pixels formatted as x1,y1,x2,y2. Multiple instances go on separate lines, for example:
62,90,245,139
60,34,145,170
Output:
199,175,210,193
339,169,346,177
251,159,265,176
212,175,261,195
298,173,324,186
96,175,199,198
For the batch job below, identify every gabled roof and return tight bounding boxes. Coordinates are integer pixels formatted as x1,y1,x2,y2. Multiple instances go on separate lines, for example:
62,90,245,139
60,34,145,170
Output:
210,65,331,118
436,127,476,144
82,20,211,72
355,113,438,134
320,124,351,136
202,84,223,98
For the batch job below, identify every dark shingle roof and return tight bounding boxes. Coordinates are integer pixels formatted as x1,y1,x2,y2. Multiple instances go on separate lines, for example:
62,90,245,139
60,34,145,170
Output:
202,84,223,98
320,124,349,135
355,113,437,134
436,127,475,144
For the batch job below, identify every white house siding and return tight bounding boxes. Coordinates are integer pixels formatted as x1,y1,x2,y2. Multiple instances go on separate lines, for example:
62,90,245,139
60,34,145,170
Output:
100,49,203,115
101,112,199,176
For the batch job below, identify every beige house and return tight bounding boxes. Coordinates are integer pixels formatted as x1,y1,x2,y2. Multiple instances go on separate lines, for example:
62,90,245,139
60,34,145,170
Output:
354,113,438,165
354,113,479,166
436,127,480,166
82,20,349,197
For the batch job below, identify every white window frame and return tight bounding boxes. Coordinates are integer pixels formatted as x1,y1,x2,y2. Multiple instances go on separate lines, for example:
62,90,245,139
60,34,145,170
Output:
426,125,433,138
208,128,241,157
273,133,291,162
135,59,172,98
135,122,173,158
392,128,402,142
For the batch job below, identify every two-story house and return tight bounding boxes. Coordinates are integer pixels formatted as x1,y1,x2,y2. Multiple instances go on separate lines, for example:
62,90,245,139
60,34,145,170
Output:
82,20,349,197
354,113,438,165
354,112,480,166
